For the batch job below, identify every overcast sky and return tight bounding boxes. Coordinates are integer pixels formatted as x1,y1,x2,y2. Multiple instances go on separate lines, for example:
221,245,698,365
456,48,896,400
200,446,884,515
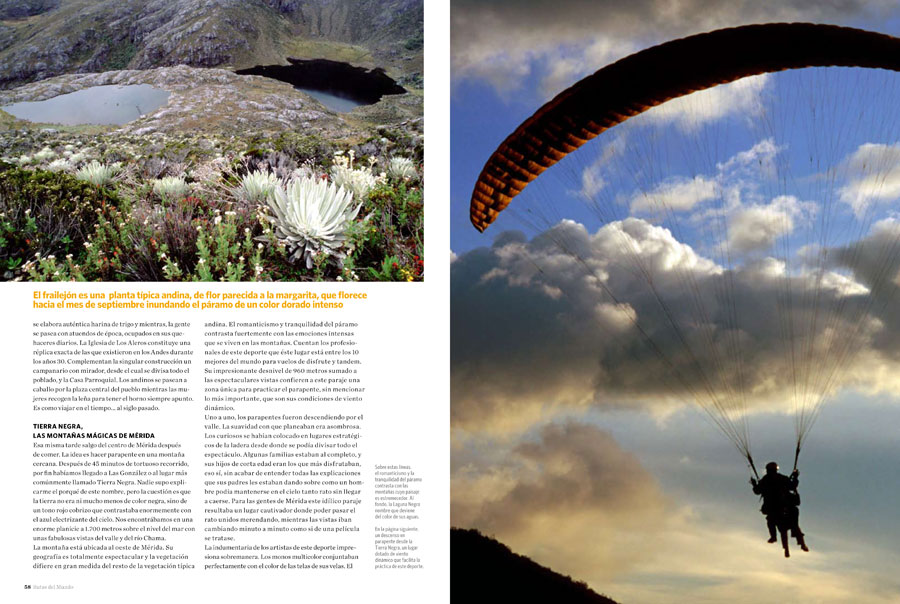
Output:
451,2,900,602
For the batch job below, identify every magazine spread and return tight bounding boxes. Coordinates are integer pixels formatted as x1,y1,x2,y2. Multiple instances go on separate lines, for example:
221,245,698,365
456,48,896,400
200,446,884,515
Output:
6,1,900,603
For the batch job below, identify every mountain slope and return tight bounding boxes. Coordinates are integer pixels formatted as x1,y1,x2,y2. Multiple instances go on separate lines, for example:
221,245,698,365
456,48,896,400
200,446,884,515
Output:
0,0,422,89
451,528,620,604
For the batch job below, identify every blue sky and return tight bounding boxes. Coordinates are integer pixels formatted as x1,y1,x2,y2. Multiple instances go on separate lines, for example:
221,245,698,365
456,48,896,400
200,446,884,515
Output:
451,2,900,602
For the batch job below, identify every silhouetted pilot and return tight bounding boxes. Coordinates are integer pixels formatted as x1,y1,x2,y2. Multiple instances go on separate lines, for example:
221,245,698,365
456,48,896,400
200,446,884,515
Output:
750,461,808,554
783,473,808,553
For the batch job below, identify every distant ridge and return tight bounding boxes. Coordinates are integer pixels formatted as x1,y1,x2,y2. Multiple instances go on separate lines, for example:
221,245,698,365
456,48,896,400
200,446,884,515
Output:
451,528,620,604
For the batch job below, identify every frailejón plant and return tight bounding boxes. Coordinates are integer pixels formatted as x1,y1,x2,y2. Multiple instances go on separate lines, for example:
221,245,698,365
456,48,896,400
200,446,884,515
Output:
75,161,119,186
234,170,279,203
388,156,417,180
265,176,360,268
152,176,190,200
330,150,384,200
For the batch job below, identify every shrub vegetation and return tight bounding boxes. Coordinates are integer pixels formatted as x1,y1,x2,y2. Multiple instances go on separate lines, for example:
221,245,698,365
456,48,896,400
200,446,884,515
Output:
0,129,424,282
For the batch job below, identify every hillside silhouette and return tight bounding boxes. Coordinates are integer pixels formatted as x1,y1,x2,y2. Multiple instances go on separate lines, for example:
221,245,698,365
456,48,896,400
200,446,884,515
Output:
451,528,619,604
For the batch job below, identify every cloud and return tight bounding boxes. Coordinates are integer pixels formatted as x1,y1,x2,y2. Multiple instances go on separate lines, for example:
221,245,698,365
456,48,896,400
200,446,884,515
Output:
580,161,607,199
451,421,671,580
727,195,814,254
716,138,780,177
451,217,900,435
599,139,808,257
576,132,627,200
631,175,719,213
452,1,898,97
537,37,634,99
831,218,900,355
838,143,900,217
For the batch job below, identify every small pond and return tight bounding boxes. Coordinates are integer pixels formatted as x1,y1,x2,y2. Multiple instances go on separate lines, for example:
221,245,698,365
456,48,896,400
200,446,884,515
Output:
236,58,405,113
1,84,170,126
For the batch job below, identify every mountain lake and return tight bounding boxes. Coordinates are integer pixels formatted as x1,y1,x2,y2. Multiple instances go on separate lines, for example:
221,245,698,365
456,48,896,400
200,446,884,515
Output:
235,59,405,112
1,84,170,125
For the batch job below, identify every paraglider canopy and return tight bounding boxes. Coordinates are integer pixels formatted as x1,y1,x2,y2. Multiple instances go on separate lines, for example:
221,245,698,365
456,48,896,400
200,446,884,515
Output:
470,23,900,232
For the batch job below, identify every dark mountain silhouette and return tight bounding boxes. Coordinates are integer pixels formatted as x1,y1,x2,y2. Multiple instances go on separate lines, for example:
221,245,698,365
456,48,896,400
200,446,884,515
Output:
451,528,620,604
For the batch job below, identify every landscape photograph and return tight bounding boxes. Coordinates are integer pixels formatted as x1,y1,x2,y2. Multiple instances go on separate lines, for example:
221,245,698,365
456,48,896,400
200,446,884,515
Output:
0,0,424,282
452,1,900,602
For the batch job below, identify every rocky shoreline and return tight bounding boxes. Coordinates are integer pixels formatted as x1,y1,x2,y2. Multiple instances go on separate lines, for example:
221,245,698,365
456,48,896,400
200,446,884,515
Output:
0,66,422,138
